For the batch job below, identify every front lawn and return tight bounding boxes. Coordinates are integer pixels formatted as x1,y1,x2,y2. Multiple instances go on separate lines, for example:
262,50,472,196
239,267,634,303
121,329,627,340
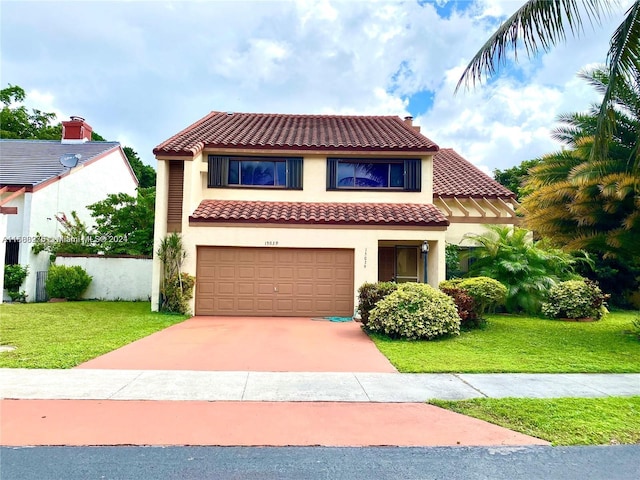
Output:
370,311,640,373
431,396,640,445
0,301,187,368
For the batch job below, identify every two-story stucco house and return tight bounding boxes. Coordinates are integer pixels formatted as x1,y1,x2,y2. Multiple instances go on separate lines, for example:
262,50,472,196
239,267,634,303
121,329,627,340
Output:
0,116,138,302
152,112,516,317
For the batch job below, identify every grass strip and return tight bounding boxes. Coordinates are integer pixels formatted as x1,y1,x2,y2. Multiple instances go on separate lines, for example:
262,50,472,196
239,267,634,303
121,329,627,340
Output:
430,396,640,445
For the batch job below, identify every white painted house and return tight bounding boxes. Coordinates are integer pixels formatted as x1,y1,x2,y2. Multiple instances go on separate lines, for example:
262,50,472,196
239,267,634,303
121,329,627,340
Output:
0,117,138,302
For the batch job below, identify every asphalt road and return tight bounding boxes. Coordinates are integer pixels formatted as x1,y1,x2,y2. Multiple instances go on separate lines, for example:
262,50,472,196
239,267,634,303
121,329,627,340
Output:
1,445,639,480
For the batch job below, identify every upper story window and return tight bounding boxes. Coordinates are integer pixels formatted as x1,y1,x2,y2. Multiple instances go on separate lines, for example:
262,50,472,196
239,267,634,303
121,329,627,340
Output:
327,158,421,191
208,156,303,189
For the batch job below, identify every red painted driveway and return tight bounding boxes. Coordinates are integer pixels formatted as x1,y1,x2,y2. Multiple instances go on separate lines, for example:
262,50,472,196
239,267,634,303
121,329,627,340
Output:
0,400,549,447
77,317,397,372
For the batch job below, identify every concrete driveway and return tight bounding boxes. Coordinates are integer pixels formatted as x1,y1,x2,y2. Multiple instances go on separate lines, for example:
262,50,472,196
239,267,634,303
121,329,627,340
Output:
77,316,397,372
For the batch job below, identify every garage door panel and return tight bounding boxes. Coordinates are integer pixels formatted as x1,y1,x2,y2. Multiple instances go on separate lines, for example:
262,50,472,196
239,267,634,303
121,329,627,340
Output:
315,284,333,295
257,283,274,294
277,267,294,279
257,251,277,263
316,268,334,280
257,267,275,279
297,267,314,280
237,282,257,295
237,298,256,310
256,299,274,311
196,247,354,316
218,250,238,263
277,283,294,295
297,283,314,296
276,299,294,311
215,298,236,312
217,282,236,295
219,266,236,279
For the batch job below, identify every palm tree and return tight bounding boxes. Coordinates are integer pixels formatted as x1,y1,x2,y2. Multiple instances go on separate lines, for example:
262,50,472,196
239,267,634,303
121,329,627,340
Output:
464,225,579,314
521,67,640,261
457,0,640,164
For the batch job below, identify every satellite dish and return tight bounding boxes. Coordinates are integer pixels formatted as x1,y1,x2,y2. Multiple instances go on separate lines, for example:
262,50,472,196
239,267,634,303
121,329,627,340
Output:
59,153,82,169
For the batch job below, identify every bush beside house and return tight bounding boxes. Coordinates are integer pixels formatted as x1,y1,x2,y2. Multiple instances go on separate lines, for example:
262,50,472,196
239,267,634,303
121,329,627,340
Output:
367,283,460,340
45,264,92,301
3,264,29,302
542,279,609,320
357,281,399,325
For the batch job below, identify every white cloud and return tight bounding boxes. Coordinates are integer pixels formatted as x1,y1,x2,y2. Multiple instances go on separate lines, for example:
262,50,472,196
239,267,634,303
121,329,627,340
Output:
0,0,616,174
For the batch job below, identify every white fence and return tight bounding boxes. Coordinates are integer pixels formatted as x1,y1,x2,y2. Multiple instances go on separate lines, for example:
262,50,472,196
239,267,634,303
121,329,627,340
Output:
55,254,152,301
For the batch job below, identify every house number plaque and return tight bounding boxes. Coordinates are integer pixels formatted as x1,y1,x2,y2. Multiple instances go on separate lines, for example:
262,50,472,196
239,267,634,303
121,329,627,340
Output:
264,241,279,246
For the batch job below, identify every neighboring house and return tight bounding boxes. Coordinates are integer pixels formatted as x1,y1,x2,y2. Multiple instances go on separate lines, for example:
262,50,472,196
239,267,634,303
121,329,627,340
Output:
152,112,517,317
0,117,138,302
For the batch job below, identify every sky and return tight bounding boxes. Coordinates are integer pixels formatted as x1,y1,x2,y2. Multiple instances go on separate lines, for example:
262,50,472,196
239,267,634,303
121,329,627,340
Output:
1,0,629,175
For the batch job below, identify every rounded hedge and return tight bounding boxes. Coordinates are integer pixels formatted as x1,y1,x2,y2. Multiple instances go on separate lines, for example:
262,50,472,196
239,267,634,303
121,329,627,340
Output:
45,264,92,301
440,276,507,316
542,279,609,320
368,283,460,340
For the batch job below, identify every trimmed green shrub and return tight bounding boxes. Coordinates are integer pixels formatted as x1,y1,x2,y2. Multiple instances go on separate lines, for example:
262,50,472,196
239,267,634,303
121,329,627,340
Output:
542,279,609,320
45,264,92,301
367,283,460,340
357,281,398,325
440,285,481,329
4,264,28,292
161,273,195,315
440,276,507,317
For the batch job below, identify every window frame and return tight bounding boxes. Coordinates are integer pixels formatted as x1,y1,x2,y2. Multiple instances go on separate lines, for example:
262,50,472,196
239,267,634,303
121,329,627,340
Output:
208,155,303,190
326,158,421,192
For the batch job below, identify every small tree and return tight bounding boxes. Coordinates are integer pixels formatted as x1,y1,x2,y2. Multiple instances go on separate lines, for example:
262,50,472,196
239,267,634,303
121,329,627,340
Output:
3,264,29,302
157,233,194,314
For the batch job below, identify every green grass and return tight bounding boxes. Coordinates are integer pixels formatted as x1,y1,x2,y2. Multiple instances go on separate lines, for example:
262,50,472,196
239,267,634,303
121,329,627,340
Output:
370,311,640,373
431,396,640,445
0,301,187,368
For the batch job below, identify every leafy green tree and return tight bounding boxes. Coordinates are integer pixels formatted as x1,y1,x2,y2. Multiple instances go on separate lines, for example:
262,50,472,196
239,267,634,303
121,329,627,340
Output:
458,0,640,165
1,84,61,139
87,187,155,256
464,226,582,314
493,158,542,200
124,146,156,188
1,84,155,186
522,68,640,262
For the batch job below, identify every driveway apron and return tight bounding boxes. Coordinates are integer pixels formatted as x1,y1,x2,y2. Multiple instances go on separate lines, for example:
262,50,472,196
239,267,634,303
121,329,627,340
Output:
76,316,398,372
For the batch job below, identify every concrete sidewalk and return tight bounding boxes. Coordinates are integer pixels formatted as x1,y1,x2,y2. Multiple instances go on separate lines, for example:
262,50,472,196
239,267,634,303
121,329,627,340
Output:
2,369,638,402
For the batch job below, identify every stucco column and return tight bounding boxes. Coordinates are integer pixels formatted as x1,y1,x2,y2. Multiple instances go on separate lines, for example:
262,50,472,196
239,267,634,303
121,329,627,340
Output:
0,214,7,303
151,159,169,312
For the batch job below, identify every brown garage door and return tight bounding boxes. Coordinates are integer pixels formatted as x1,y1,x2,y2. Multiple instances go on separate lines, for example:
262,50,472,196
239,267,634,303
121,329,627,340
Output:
195,247,355,316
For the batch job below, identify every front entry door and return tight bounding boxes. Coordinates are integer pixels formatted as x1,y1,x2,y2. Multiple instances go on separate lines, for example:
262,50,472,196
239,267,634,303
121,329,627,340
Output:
395,246,419,283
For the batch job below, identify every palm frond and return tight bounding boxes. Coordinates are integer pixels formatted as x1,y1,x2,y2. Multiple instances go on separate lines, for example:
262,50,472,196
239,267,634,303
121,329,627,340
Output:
456,0,609,91
592,0,640,164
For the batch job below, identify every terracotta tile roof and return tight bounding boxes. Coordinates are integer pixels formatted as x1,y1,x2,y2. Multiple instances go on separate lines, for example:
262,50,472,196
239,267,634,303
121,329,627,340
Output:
433,148,515,199
190,200,449,227
154,112,438,156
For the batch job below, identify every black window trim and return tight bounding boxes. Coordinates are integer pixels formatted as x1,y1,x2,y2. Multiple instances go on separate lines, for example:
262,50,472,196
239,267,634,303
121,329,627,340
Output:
208,155,303,190
326,157,421,192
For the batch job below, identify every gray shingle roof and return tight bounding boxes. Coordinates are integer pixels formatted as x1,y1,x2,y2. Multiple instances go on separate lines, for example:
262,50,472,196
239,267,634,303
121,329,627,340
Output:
0,140,121,187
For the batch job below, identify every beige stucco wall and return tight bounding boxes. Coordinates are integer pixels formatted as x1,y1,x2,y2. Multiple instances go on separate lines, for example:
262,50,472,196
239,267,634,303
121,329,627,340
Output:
191,152,434,206
176,225,446,315
151,152,443,313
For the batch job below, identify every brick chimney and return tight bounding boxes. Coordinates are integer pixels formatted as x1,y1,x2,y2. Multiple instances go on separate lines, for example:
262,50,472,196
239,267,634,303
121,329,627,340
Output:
61,116,93,144
403,115,421,133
